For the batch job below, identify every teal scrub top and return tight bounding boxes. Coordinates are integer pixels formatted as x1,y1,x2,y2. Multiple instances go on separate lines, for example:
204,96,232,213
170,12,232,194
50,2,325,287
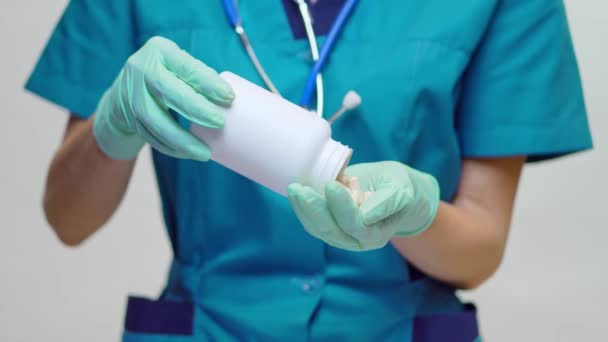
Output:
26,0,592,341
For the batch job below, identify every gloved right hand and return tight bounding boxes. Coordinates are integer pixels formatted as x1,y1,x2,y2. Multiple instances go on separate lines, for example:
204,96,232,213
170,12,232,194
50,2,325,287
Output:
93,36,234,161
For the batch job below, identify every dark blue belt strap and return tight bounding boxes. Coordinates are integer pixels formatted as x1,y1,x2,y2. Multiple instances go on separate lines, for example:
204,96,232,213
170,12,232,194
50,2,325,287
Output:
125,296,194,336
413,304,479,342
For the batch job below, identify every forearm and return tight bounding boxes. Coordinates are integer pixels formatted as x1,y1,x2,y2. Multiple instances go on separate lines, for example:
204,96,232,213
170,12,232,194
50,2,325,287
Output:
392,201,508,289
44,115,136,246
392,157,524,289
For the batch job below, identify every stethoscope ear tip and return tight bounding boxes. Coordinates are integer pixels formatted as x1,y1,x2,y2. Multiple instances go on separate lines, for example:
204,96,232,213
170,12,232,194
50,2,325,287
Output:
343,90,362,110
327,90,362,125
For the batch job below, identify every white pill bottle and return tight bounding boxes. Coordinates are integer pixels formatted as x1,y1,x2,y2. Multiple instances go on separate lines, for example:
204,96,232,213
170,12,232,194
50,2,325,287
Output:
190,72,352,196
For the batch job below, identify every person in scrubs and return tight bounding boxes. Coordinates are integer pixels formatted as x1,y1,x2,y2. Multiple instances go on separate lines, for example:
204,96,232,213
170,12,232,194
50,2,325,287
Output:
27,1,592,341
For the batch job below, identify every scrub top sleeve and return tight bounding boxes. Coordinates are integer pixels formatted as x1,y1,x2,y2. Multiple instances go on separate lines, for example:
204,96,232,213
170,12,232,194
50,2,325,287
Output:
456,0,593,162
25,0,137,119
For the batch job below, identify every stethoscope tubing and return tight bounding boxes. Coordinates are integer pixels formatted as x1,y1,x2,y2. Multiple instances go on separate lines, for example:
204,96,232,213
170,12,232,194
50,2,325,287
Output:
222,0,359,111
224,0,241,27
298,0,359,107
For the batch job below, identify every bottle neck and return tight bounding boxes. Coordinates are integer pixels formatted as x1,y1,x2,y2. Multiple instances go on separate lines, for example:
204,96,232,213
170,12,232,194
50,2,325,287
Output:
310,139,352,192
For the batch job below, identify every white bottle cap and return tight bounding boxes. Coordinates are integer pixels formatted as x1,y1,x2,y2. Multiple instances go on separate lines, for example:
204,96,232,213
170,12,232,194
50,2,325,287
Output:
311,139,353,192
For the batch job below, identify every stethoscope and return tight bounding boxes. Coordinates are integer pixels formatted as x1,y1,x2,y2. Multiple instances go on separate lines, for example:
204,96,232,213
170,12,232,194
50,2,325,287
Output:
222,0,361,123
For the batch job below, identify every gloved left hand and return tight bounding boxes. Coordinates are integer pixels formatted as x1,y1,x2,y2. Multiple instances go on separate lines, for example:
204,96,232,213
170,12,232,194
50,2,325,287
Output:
288,161,440,251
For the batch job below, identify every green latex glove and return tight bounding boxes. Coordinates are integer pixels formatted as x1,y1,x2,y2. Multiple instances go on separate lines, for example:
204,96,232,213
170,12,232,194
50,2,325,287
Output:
288,161,440,251
93,36,234,161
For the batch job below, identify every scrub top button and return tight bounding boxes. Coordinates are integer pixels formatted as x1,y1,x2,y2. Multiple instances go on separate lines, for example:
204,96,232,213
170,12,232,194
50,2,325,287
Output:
305,275,324,293
292,275,324,294
301,283,313,293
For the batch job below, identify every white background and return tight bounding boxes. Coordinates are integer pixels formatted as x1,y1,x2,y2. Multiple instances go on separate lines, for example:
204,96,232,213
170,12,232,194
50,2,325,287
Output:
0,1,606,341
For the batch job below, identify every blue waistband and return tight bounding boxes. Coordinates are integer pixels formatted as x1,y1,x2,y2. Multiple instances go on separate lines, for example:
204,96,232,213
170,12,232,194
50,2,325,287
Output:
412,303,479,341
123,296,479,341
